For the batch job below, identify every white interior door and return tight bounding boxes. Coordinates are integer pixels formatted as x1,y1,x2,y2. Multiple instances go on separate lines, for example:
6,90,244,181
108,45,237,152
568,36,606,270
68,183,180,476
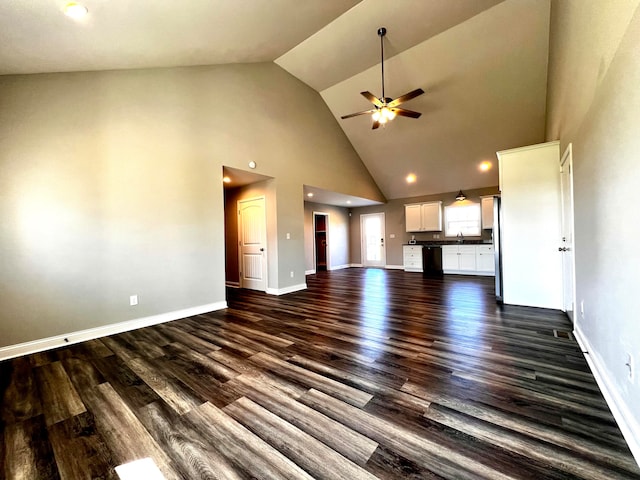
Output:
361,213,386,267
560,144,576,321
238,197,267,291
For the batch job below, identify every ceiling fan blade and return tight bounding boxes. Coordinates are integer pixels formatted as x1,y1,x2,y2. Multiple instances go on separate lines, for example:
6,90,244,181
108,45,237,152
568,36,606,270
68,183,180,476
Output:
372,120,381,130
341,109,377,119
394,108,422,119
387,88,425,108
361,91,383,107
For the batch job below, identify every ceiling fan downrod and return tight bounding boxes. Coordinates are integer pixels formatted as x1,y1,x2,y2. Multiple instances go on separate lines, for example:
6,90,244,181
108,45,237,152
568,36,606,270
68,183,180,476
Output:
378,27,386,102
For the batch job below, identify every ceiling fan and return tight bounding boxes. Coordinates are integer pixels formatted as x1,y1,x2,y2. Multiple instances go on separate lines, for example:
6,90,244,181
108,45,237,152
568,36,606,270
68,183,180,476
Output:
341,27,424,130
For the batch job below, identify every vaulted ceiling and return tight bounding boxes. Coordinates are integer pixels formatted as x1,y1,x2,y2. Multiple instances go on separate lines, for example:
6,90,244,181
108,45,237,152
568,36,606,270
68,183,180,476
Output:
0,0,551,202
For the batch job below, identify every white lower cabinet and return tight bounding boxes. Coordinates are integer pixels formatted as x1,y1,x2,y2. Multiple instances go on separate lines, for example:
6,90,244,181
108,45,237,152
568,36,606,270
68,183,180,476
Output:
403,245,423,272
442,246,460,271
476,245,495,274
442,244,494,276
458,246,477,271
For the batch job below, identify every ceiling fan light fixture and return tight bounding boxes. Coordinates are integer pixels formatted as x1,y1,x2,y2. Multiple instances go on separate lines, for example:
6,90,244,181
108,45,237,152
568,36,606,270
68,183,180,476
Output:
456,190,467,201
382,107,395,120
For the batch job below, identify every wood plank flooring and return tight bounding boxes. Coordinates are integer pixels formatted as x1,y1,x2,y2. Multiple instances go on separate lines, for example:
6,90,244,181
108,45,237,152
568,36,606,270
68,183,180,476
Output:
2,268,639,479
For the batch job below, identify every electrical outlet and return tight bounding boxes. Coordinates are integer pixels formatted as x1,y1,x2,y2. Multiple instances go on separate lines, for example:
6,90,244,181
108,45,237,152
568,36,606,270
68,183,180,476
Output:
286,233,290,239
580,300,584,318
290,271,294,278
129,295,138,306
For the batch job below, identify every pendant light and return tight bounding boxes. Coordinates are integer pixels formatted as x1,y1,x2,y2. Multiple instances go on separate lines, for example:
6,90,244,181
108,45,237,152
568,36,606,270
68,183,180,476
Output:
455,190,466,201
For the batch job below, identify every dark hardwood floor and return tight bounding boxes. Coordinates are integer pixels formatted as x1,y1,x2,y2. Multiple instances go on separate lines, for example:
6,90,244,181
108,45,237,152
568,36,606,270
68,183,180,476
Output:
2,268,639,479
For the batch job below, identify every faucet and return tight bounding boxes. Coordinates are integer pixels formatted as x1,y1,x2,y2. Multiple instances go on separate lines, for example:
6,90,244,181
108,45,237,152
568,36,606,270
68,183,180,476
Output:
457,232,464,244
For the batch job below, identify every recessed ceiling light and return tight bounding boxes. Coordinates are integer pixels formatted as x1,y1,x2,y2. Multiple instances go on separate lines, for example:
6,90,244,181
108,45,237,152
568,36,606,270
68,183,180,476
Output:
346,200,351,204
406,173,417,183
479,161,492,172
223,176,231,183
64,2,88,19
307,193,314,198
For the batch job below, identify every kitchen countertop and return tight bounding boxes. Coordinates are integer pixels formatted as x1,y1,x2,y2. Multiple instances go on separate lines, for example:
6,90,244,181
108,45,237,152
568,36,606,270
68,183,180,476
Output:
405,240,493,246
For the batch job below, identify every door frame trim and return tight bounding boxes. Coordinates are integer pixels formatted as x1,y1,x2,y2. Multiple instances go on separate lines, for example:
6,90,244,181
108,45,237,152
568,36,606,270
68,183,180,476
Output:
313,211,330,272
360,212,386,267
560,143,577,321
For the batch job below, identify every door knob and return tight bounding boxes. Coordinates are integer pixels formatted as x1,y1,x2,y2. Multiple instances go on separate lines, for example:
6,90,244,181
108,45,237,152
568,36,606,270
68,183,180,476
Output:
558,247,567,252
260,248,265,252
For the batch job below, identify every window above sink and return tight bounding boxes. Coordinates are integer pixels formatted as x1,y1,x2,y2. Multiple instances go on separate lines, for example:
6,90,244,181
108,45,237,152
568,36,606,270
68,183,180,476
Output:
444,202,481,237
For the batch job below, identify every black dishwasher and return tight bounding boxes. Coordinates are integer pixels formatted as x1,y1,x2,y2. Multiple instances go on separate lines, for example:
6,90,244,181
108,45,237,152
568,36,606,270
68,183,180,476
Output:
422,246,443,278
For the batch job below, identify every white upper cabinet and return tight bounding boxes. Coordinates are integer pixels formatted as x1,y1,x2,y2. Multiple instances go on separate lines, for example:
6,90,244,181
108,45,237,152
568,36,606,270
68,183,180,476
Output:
405,204,422,232
481,196,495,229
405,201,442,232
421,202,442,231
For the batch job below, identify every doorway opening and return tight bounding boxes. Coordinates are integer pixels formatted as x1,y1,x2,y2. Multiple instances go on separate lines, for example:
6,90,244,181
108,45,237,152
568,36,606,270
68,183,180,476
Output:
222,166,273,294
313,212,329,272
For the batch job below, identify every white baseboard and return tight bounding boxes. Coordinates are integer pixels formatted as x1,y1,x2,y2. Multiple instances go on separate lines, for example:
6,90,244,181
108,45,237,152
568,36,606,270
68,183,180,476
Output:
329,264,350,271
225,281,240,288
349,264,406,270
443,270,495,276
306,265,350,275
266,283,307,296
574,325,640,466
0,301,228,362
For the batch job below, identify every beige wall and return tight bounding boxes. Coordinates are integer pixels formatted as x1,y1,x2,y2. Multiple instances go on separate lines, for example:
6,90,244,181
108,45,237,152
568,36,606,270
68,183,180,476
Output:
303,202,351,272
547,0,640,458
0,63,383,348
350,187,498,267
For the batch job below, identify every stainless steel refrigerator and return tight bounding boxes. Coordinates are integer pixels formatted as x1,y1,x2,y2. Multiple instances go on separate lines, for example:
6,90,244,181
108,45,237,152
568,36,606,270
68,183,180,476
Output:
493,196,504,303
